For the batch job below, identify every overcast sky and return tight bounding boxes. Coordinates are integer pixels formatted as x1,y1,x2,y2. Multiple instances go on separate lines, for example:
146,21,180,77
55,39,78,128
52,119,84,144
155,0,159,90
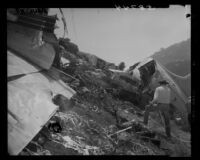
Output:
49,5,190,68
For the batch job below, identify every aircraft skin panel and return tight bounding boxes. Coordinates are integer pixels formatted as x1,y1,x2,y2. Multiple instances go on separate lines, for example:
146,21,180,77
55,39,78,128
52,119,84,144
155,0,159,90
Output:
8,74,59,155
7,51,41,77
8,51,76,155
7,23,55,70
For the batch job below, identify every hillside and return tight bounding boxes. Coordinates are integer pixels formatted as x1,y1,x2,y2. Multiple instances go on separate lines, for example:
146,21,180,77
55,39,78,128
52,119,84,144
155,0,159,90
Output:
18,38,191,156
151,39,191,76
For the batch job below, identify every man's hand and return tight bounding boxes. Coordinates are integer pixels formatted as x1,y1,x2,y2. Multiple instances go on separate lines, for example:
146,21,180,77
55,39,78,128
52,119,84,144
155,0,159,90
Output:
149,100,158,107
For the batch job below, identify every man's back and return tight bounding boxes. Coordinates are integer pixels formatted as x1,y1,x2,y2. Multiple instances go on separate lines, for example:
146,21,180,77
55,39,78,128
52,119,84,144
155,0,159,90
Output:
154,86,171,104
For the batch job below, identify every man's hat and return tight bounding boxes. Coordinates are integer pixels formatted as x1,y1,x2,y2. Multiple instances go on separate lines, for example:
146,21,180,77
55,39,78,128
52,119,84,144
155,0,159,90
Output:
158,80,169,85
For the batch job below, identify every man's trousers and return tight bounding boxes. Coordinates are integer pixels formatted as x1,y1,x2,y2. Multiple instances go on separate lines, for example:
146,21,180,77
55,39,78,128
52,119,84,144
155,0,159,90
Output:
143,103,171,137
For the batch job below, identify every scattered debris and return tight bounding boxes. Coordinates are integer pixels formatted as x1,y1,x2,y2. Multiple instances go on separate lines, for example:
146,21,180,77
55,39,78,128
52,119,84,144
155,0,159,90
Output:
18,57,191,156
7,9,190,156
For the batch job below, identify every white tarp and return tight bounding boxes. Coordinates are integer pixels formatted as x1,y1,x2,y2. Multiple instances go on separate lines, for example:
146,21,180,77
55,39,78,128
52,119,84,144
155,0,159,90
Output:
149,61,190,124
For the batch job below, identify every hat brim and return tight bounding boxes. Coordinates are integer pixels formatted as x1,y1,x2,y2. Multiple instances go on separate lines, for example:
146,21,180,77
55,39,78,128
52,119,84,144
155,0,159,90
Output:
158,80,169,84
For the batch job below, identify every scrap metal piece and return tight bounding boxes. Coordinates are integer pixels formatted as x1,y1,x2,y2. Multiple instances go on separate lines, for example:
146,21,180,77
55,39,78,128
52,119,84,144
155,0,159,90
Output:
8,51,76,155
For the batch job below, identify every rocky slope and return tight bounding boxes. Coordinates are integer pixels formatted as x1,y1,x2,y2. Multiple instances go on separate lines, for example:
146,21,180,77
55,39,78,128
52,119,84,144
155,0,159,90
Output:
151,39,191,76
19,39,191,156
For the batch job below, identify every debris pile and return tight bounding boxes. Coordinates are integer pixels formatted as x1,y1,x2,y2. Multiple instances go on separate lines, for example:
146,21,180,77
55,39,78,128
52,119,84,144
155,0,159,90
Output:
18,38,191,156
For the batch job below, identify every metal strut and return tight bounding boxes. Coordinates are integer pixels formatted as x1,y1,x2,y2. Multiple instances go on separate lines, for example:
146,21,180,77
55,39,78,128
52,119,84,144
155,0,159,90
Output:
59,8,68,38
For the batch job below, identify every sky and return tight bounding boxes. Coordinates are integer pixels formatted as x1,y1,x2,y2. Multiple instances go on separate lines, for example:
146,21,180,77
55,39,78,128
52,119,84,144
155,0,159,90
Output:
49,5,190,68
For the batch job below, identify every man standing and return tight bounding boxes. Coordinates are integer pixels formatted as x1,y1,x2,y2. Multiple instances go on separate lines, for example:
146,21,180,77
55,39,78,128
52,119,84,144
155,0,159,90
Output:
143,80,172,137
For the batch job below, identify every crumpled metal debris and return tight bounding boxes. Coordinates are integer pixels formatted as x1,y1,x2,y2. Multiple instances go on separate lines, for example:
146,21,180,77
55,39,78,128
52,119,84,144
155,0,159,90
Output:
18,43,190,156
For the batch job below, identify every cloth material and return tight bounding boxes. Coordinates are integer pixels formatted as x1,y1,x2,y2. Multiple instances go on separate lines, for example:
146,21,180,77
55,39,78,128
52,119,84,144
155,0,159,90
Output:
153,86,171,104
143,103,171,137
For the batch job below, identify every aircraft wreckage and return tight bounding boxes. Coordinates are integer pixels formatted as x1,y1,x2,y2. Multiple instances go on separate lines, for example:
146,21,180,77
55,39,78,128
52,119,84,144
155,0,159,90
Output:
127,58,191,126
7,9,76,155
7,9,191,156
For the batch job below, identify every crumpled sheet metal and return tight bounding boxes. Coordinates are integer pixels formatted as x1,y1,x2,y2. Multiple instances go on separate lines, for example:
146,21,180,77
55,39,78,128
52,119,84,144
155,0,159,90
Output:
7,22,55,70
7,51,40,77
8,51,76,155
8,74,58,155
